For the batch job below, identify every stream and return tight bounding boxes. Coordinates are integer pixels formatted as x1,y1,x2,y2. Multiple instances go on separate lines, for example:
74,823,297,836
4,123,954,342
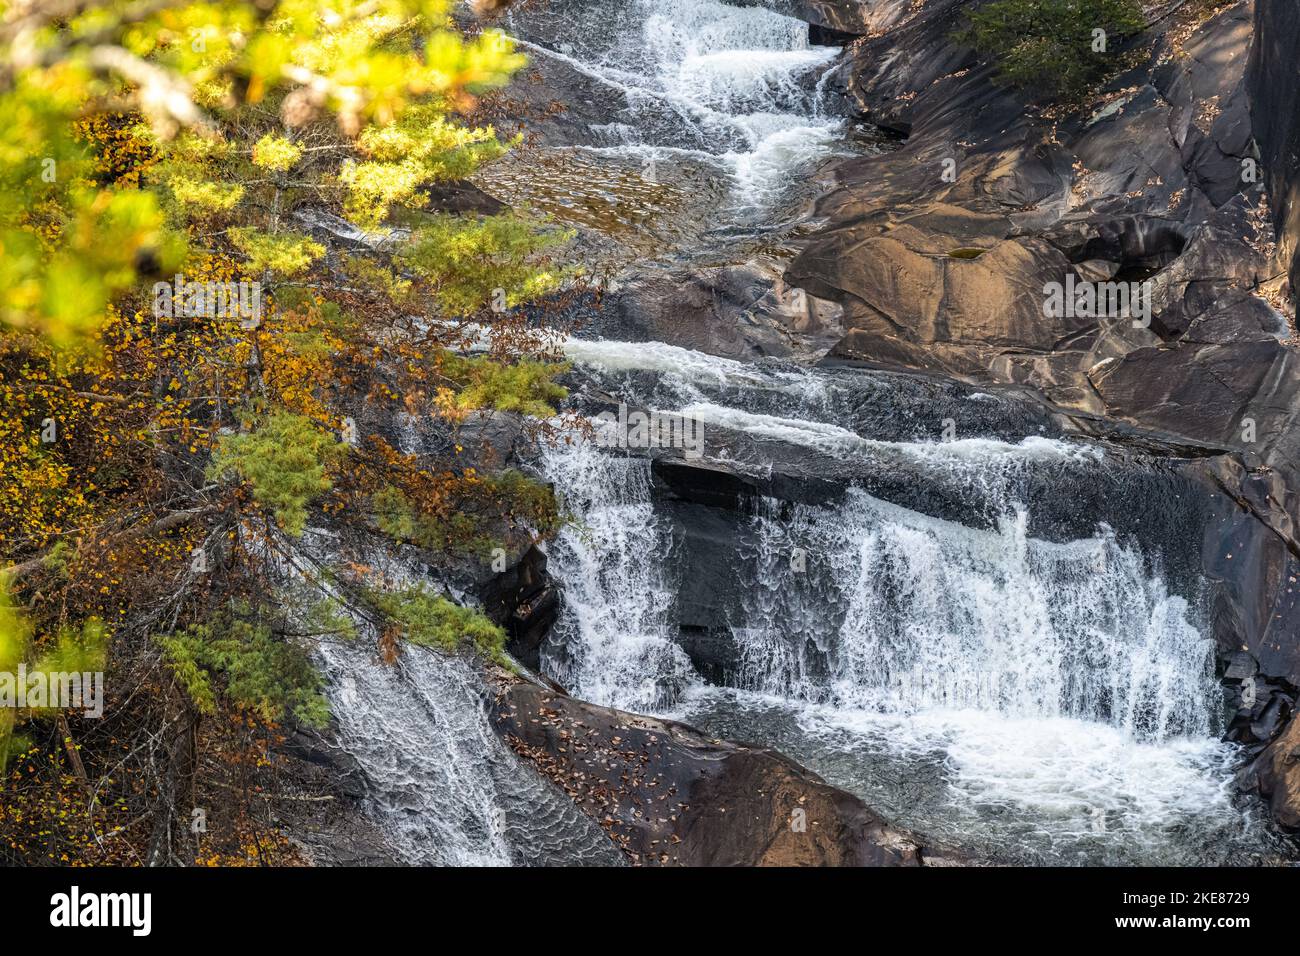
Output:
490,0,1296,865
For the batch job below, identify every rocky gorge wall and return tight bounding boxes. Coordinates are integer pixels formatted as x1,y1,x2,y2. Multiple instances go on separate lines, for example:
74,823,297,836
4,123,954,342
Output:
1249,0,1300,300
454,0,1300,851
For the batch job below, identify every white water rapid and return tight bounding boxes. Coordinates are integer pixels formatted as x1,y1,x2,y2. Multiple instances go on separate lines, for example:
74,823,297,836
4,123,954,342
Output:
312,0,1285,868
502,0,849,213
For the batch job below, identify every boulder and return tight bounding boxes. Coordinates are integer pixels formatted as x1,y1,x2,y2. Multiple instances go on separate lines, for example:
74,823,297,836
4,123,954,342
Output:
479,544,559,671
593,258,845,360
490,680,927,865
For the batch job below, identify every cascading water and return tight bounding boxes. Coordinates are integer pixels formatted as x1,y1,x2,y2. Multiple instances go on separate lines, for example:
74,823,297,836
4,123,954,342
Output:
537,337,1287,864
731,494,1216,741
486,0,858,259
474,0,1290,864
540,440,697,713
508,0,843,190
316,637,622,866
305,0,858,865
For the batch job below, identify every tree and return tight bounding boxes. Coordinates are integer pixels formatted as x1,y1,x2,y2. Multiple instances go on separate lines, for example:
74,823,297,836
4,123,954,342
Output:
0,583,106,775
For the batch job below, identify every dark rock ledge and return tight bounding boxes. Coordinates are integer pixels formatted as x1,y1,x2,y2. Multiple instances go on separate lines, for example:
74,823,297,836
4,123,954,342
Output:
1240,708,1300,830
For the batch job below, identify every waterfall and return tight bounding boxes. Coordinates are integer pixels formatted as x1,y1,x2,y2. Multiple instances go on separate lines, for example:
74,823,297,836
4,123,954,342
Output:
536,334,1280,863
317,639,622,866
539,439,698,712
292,468,622,868
733,493,1217,741
464,0,1282,863
543,337,1222,735
540,437,1217,743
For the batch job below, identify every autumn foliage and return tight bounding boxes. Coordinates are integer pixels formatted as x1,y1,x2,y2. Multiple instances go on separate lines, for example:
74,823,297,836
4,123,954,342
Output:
0,0,580,865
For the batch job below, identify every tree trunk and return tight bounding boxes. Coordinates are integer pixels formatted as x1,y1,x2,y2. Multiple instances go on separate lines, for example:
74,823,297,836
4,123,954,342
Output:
146,682,199,866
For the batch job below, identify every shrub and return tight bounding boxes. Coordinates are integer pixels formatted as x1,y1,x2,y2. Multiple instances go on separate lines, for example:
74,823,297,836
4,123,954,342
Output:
372,470,561,557
956,0,1147,100
157,615,329,728
208,412,345,536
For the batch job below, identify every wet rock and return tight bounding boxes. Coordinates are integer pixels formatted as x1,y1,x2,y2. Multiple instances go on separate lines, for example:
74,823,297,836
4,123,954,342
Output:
490,679,926,865
593,259,845,360
421,180,507,216
1252,690,1293,742
794,0,904,38
1088,340,1291,454
676,625,741,685
480,544,560,671
276,724,403,866
1240,711,1300,829
1225,650,1259,681
1249,0,1300,297
497,40,634,149
1193,456,1300,686
1223,664,1294,746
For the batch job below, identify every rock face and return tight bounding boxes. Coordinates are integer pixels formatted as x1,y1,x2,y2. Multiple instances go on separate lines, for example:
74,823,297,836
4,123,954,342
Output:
591,259,845,360
478,544,558,672
490,680,927,866
789,1,1295,462
787,0,1297,465
275,725,405,866
1249,0,1300,296
1240,711,1300,829
1192,457,1300,689
795,0,908,38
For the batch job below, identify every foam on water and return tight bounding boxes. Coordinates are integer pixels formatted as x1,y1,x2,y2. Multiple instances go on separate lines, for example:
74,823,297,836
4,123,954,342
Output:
560,336,836,409
901,710,1238,825
736,492,1217,742
677,402,1100,464
671,687,1266,863
507,0,847,204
